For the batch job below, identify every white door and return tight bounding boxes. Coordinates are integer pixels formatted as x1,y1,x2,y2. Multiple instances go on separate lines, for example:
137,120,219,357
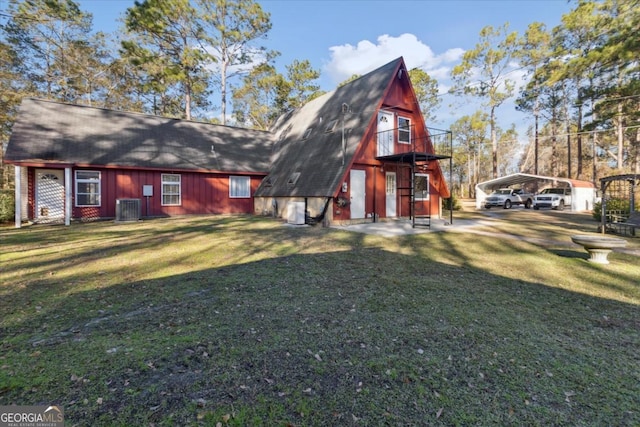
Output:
377,111,394,157
385,172,397,217
36,169,65,222
350,169,366,219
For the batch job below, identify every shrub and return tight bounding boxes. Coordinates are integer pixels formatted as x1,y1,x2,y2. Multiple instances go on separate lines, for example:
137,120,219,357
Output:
0,189,15,223
443,193,462,211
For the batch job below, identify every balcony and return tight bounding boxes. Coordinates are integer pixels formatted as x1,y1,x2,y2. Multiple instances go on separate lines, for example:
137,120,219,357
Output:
375,124,451,163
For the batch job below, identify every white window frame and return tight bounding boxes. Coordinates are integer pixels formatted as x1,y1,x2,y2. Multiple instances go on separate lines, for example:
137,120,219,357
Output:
75,170,101,207
415,173,430,201
398,116,411,144
161,173,181,206
229,176,251,198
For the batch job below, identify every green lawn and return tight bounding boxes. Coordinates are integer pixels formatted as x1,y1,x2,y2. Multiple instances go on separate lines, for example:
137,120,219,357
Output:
1,212,639,426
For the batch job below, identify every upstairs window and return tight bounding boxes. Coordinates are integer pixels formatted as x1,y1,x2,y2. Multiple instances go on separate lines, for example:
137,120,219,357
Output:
75,170,101,206
162,174,181,206
398,117,411,144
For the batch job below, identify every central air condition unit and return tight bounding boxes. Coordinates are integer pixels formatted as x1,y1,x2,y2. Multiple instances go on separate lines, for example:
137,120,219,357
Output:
287,202,305,225
115,198,141,222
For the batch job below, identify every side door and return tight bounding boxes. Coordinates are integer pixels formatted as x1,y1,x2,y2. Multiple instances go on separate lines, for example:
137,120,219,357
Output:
350,169,366,219
36,169,65,222
385,172,397,217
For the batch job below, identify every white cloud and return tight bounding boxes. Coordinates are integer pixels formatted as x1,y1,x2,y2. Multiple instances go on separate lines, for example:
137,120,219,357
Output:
324,33,464,84
324,33,534,148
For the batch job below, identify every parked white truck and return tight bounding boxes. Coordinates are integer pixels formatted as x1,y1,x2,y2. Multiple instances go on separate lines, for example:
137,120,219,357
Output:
533,187,572,210
484,188,534,209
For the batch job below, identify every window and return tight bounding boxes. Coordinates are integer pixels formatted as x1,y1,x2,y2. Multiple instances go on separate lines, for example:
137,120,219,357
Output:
42,173,59,181
325,119,338,133
230,176,250,198
287,172,301,187
415,173,430,200
263,176,275,187
162,174,181,205
398,117,411,144
75,170,101,206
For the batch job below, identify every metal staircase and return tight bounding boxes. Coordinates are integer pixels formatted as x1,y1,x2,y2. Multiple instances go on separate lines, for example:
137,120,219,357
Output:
376,125,452,228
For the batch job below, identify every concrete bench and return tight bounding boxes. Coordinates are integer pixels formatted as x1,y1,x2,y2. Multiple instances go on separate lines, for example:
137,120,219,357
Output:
571,235,628,264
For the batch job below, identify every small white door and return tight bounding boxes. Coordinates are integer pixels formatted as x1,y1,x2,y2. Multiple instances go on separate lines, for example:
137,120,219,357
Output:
385,172,397,217
36,169,65,222
350,169,366,219
377,111,394,157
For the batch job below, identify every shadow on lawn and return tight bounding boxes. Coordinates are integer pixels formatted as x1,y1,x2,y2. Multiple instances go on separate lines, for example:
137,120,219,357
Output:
550,248,590,260
1,218,639,426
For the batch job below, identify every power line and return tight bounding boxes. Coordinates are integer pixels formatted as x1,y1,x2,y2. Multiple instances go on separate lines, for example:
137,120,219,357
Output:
474,123,640,147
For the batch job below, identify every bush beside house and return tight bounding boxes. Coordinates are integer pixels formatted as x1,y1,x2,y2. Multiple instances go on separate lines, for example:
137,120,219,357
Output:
0,189,15,223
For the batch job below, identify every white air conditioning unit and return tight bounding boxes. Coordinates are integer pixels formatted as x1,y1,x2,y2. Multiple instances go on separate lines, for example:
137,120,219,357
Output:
287,202,305,225
115,198,141,222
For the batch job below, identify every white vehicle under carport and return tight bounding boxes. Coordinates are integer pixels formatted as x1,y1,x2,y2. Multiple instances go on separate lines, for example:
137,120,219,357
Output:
484,188,533,209
533,187,571,210
475,173,597,212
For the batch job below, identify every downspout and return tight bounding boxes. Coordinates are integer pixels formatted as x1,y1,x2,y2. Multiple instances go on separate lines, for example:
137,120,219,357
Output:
65,167,72,226
341,103,349,166
373,166,377,223
14,165,21,229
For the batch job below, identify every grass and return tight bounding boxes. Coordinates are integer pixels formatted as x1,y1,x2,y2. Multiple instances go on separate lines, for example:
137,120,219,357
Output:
1,211,639,426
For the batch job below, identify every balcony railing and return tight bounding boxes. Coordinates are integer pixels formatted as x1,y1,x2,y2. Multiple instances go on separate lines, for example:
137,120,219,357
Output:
375,124,451,159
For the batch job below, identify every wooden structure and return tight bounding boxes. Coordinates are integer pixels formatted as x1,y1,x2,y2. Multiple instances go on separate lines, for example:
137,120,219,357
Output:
600,174,640,236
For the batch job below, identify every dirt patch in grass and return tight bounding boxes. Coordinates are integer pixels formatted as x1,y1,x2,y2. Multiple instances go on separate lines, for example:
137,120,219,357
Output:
1,215,639,426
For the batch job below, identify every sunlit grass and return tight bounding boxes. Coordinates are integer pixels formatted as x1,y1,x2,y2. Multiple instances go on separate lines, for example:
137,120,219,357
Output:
0,213,638,426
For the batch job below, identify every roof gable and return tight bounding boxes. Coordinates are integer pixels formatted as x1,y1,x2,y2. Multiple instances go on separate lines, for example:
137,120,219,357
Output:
5,98,274,173
256,57,404,197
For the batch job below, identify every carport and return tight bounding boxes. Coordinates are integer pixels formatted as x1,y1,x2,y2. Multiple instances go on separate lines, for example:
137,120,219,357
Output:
475,173,596,211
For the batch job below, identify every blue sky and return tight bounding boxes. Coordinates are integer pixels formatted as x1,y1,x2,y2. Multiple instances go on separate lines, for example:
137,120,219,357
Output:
78,0,573,139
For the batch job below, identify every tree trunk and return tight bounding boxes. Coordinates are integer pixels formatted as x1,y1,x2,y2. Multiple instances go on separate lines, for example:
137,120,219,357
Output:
591,108,598,185
551,117,558,177
534,110,539,176
576,102,583,179
185,86,192,121
491,106,497,178
221,60,228,125
563,83,571,178
634,128,640,174
617,103,623,170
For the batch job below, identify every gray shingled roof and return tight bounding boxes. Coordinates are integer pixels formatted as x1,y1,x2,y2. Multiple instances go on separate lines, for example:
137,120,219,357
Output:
254,57,404,197
5,98,274,173
6,57,406,198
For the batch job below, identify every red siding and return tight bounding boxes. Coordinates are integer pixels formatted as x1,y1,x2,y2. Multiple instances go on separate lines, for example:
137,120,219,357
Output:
24,167,263,221
340,71,445,222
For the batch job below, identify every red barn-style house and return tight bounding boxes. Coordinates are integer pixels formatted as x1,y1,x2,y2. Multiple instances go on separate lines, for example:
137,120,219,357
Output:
4,57,451,228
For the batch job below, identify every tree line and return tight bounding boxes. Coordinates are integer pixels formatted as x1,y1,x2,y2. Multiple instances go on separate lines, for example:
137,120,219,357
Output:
1,0,638,199
450,0,639,197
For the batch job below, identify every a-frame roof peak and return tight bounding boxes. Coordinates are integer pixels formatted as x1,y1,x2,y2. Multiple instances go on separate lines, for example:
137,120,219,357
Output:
256,57,406,197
